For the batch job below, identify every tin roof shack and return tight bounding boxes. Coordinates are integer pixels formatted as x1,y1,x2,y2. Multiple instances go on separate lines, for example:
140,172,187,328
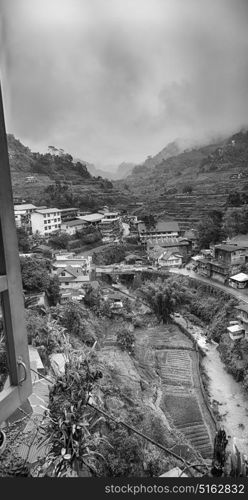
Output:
227,323,245,342
229,272,248,289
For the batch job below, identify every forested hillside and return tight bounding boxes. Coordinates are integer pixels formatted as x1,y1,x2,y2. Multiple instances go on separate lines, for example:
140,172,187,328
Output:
7,134,133,210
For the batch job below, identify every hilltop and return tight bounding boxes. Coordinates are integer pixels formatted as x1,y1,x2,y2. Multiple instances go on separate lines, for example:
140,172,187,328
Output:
116,130,248,229
7,134,134,210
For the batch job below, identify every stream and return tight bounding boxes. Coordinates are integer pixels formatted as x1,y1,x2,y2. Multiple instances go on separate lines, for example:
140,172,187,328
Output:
176,315,248,457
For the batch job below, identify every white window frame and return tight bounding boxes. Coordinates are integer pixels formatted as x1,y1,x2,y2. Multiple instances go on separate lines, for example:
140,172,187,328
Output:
0,84,32,423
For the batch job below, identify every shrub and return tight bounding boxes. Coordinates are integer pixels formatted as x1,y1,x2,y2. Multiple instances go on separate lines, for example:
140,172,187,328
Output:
116,329,135,353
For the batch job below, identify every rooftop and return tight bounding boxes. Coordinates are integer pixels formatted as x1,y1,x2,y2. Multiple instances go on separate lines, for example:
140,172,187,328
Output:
80,213,104,222
214,244,246,252
229,272,248,282
34,208,60,214
14,203,37,211
59,207,78,212
62,219,86,227
227,324,244,334
139,220,180,233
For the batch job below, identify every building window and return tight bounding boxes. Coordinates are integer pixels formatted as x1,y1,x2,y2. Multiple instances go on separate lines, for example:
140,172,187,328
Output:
47,219,51,224
48,226,51,230
0,85,32,423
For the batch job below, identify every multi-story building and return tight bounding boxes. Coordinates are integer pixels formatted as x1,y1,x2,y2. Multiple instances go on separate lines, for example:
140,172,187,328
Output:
52,253,92,275
14,203,37,230
195,243,247,283
138,221,180,244
31,208,61,235
59,207,79,222
213,244,246,266
99,212,122,242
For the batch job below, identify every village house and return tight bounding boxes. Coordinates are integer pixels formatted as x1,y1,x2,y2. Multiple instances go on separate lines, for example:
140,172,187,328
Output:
52,253,92,275
229,272,248,289
227,322,245,342
195,243,247,283
31,208,61,235
147,236,192,259
148,245,183,268
57,266,91,290
138,220,180,244
99,212,122,242
226,234,248,260
61,218,88,235
183,228,198,250
213,244,246,267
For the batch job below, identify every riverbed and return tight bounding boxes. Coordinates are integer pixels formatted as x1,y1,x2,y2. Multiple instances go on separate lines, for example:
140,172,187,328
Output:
176,315,248,457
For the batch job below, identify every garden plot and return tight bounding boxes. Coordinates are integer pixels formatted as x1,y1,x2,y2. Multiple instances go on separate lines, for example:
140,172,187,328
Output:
156,349,193,386
135,324,193,350
155,342,213,459
161,393,213,459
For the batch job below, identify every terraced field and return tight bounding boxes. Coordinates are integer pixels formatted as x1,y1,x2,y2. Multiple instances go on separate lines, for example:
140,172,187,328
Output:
105,322,215,460
156,344,214,459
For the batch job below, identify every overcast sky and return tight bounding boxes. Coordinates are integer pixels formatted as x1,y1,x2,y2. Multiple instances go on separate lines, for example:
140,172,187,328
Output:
1,0,248,168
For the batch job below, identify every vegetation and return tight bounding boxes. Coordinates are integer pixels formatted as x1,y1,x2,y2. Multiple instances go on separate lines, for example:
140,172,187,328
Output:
17,227,31,252
20,256,60,305
219,334,248,392
92,244,126,265
48,232,70,250
222,206,248,237
196,210,224,249
116,328,135,353
137,278,185,322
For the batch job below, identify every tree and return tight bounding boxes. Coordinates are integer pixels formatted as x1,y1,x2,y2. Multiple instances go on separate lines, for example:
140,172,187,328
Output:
17,227,31,252
47,275,61,306
116,329,135,353
138,278,183,323
196,210,224,248
54,300,95,345
48,232,70,250
222,206,248,237
20,256,50,293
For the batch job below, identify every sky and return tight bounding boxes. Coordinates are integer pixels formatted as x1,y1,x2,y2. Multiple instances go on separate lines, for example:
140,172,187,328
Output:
0,0,248,168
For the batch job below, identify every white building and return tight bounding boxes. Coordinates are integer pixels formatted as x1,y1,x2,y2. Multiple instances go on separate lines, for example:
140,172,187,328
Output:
52,253,92,274
31,208,61,235
227,323,245,341
14,203,37,228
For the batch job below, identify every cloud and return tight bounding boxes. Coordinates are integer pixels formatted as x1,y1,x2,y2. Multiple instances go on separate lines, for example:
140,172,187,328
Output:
1,0,248,165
